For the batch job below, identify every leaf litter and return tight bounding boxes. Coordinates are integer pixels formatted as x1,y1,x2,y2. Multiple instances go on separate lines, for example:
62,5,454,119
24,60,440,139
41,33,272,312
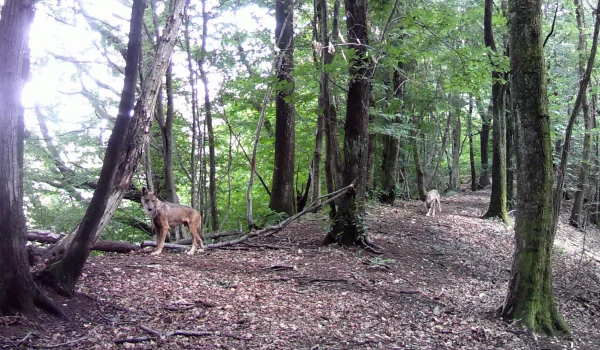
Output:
1,189,599,349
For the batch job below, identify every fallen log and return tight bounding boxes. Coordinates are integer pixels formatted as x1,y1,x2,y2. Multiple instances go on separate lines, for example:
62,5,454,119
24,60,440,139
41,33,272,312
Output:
27,230,140,253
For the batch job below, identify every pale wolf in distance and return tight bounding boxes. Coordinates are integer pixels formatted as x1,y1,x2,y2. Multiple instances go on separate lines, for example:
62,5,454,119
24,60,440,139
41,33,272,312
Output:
141,187,204,255
425,189,442,217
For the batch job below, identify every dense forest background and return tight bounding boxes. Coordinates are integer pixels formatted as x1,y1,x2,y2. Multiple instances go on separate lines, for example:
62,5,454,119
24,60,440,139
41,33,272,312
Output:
1,0,600,341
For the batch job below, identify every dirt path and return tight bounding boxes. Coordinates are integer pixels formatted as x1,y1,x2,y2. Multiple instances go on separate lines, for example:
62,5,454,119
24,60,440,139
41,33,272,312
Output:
2,190,599,349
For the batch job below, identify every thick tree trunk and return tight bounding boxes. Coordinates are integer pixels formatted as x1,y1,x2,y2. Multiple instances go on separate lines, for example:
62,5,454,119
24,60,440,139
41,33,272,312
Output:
0,0,63,317
499,0,569,334
570,0,592,228
325,0,375,249
270,0,296,216
199,0,218,231
482,0,508,222
366,96,376,194
37,0,186,295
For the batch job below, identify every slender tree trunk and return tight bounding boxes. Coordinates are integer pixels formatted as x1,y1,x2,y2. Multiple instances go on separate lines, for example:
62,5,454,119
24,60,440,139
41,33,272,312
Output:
164,63,182,241
184,3,199,209
412,114,426,200
482,0,508,222
570,0,592,228
270,0,296,216
0,0,63,317
427,110,451,189
499,0,569,334
199,0,218,231
325,0,376,250
36,0,147,296
506,85,515,207
40,0,187,276
468,97,477,191
380,65,405,204
449,104,461,191
366,95,376,194
478,102,492,189
553,0,600,234
321,0,343,216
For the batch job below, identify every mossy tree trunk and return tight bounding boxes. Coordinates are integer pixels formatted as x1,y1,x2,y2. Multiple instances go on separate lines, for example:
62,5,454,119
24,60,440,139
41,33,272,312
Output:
506,85,516,208
482,0,508,223
498,0,569,335
325,0,378,251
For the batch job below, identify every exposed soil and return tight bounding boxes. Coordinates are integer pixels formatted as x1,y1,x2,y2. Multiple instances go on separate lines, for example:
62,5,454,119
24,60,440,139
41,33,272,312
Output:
1,189,600,349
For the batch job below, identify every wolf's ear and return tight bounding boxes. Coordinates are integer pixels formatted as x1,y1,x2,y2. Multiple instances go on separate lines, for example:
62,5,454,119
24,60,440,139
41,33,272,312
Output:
142,187,148,195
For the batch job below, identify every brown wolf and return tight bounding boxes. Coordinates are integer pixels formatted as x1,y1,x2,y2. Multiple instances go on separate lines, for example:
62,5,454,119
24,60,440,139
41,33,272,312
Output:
141,187,204,255
425,189,441,217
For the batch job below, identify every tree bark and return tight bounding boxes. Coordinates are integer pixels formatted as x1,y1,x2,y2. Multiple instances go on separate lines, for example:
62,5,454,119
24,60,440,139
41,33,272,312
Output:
270,0,296,216
468,96,477,191
325,0,375,249
412,114,426,200
199,0,218,231
553,0,600,233
321,0,343,216
0,0,64,317
478,101,492,189
380,64,405,204
569,0,592,228
482,0,508,223
183,3,199,209
499,0,569,334
448,102,461,191
427,111,451,190
37,0,187,295
506,85,516,207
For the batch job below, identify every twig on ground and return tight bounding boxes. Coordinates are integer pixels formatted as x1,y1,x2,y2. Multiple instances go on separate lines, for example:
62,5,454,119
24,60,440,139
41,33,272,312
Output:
260,264,296,271
27,337,88,349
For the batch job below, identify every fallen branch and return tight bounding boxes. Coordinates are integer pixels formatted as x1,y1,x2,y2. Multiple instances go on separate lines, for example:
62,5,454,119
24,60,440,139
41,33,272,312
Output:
27,230,140,253
27,337,88,349
139,324,213,339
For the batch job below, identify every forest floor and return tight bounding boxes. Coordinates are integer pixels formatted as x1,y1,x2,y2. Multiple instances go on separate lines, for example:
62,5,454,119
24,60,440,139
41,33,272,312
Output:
2,188,600,349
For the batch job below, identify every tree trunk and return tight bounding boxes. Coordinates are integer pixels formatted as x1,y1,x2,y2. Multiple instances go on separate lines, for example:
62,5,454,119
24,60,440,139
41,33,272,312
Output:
482,0,508,223
427,111,451,189
478,101,492,189
553,0,600,233
380,64,405,204
366,96,376,194
0,0,64,317
199,0,218,231
570,0,592,228
498,0,569,334
270,0,296,216
449,104,461,191
321,0,343,216
183,3,199,209
468,97,477,191
412,114,427,200
325,0,375,249
37,0,187,295
506,84,515,207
